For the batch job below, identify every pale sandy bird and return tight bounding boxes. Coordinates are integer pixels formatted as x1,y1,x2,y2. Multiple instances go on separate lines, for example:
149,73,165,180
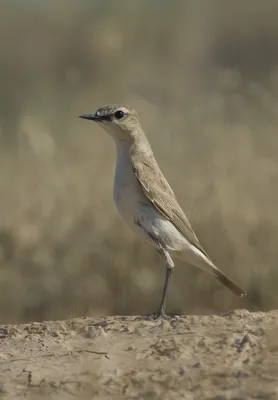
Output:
80,105,246,318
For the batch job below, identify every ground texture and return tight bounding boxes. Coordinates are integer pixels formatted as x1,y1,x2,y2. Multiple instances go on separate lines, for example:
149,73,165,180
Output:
0,310,278,399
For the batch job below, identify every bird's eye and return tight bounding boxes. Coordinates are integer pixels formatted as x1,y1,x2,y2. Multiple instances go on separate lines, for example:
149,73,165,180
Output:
114,110,125,120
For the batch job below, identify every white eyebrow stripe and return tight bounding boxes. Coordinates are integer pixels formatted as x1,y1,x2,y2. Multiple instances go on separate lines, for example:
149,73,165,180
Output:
117,107,129,114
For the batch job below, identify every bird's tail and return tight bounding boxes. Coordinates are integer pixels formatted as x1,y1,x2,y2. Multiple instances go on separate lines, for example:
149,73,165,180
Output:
175,248,246,297
213,268,246,297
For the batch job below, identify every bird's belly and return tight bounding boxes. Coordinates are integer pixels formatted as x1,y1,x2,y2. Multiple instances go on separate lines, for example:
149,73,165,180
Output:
114,180,188,250
138,212,190,251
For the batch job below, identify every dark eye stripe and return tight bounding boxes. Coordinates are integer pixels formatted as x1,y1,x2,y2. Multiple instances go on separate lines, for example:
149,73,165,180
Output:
100,115,111,121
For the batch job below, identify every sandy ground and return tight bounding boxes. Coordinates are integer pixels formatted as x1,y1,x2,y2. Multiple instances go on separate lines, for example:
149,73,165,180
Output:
0,310,278,399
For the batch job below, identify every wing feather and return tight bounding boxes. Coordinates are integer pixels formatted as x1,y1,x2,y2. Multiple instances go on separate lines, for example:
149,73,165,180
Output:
131,156,209,258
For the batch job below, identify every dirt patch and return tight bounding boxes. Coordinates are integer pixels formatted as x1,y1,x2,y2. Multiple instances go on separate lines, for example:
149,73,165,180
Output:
0,310,278,399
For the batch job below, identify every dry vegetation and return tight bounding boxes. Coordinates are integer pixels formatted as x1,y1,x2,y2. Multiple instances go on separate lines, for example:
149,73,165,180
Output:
0,1,278,323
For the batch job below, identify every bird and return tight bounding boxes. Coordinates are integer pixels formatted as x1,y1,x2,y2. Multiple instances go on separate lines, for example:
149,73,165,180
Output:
79,105,246,318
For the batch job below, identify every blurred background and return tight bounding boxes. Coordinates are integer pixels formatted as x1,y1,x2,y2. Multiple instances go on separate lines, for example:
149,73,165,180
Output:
1,0,278,323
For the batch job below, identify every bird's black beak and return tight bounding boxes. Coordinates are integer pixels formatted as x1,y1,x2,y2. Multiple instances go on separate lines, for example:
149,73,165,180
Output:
79,113,100,121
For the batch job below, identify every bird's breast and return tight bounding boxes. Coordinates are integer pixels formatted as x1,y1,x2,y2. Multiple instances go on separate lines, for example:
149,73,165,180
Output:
113,150,146,223
113,164,144,218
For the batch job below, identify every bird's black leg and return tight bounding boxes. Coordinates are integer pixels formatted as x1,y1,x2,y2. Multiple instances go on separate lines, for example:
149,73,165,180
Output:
146,235,176,319
134,219,177,319
155,257,173,318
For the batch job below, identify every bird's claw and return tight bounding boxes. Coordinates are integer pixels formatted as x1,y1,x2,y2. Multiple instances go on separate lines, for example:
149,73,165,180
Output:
144,310,180,320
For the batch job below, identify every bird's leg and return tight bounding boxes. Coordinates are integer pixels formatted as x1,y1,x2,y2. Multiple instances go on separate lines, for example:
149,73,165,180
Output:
154,248,174,318
133,220,177,319
146,235,176,319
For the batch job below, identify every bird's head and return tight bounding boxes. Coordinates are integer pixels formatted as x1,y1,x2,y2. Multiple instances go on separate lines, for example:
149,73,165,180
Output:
79,104,141,142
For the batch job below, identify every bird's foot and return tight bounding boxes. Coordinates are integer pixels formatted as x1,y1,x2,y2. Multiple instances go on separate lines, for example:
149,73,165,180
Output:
144,310,180,320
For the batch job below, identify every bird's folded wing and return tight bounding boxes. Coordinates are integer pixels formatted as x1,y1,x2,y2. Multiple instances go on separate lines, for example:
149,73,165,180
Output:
132,158,209,258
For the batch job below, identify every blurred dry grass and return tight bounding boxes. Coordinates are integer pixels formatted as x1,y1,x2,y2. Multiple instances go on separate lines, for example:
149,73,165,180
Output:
1,1,278,323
